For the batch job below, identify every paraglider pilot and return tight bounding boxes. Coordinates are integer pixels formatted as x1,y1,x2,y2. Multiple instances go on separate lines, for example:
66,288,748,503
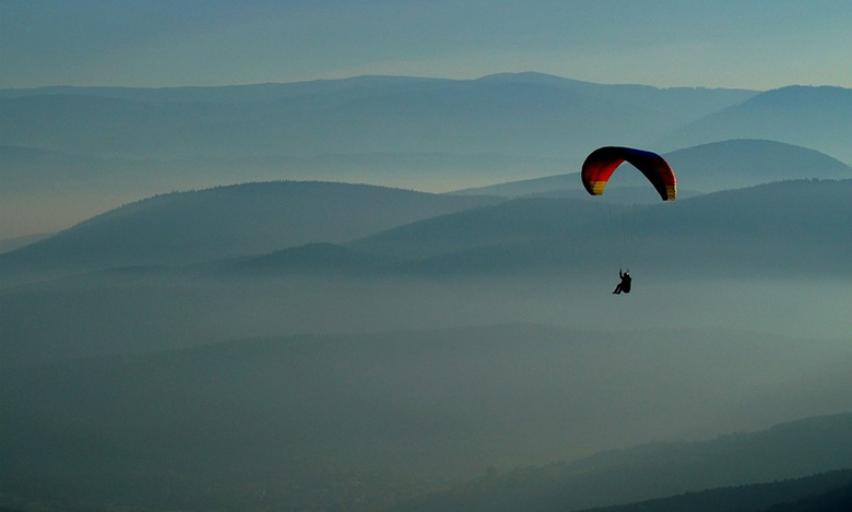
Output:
612,269,632,295
580,146,675,295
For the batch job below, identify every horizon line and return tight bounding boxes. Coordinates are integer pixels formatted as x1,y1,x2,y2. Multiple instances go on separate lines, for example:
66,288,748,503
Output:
0,71,777,92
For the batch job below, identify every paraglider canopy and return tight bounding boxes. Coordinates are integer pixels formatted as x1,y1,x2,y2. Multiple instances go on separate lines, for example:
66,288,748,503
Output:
581,146,677,201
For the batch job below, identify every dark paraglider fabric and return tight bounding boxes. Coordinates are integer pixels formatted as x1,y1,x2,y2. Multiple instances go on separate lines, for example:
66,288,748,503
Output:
581,146,677,201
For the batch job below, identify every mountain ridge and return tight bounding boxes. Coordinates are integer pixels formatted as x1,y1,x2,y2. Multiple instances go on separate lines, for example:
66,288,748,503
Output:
0,72,756,162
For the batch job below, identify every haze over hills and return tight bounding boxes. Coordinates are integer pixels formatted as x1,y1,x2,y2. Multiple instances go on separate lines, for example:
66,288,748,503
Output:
0,145,196,238
4,324,852,511
0,145,570,238
218,242,393,277
0,75,729,159
730,351,852,432
4,71,852,512
2,177,849,369
5,136,847,241
0,72,749,238
0,181,498,282
0,75,445,103
11,73,852,240
0,72,755,108
4,176,848,286
0,73,756,231
660,85,852,163
0,234,49,255
391,413,852,512
6,0,852,508
452,139,851,198
0,73,752,182
0,73,756,153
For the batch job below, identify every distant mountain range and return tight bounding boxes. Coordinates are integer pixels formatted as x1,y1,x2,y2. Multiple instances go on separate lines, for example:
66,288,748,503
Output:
6,73,852,240
7,73,852,168
0,73,754,160
0,73,754,222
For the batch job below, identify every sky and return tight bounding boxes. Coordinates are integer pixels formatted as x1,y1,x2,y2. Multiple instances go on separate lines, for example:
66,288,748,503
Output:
2,0,852,90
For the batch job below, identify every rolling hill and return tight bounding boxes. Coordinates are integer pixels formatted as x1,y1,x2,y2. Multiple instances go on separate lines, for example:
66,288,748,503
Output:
661,85,852,163
0,145,570,239
664,139,851,190
0,145,184,238
346,179,852,277
0,234,48,255
0,181,498,283
9,176,845,285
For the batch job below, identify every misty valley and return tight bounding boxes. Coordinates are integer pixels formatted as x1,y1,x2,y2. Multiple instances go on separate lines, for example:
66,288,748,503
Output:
2,72,852,512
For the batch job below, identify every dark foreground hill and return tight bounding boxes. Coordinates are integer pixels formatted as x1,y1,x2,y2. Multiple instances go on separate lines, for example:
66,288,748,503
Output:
766,479,852,512
452,140,851,198
3,325,851,511
576,470,852,512
0,181,498,283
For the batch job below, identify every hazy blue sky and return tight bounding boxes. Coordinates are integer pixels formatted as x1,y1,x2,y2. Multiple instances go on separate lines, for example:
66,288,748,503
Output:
2,0,852,89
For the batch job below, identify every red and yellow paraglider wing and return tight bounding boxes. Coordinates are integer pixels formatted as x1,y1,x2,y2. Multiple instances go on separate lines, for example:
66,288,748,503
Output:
582,150,625,196
581,146,677,201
